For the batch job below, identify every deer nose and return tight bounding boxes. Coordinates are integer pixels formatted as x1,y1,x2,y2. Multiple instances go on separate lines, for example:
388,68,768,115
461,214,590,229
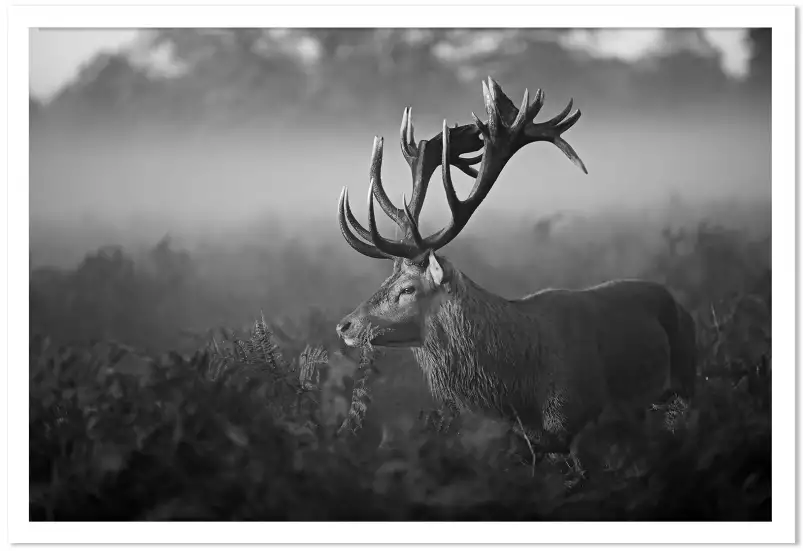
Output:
336,320,352,334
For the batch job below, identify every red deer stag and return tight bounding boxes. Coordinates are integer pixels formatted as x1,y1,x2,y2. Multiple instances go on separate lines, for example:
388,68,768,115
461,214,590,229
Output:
335,77,696,465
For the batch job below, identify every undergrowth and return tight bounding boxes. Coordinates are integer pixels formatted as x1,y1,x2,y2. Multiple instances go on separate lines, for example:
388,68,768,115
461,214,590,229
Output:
29,313,771,521
28,222,771,521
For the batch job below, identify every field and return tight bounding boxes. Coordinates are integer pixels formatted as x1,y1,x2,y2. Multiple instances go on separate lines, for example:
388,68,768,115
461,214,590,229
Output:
29,198,771,521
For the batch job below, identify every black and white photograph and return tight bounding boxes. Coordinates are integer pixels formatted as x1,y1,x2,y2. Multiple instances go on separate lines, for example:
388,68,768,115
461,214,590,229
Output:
7,2,795,545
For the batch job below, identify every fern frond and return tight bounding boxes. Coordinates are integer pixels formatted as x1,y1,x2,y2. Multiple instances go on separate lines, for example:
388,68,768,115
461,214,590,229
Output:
250,314,284,370
337,339,378,436
299,345,328,390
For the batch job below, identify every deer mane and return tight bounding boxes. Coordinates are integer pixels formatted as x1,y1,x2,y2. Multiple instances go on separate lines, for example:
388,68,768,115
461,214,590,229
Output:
413,267,544,415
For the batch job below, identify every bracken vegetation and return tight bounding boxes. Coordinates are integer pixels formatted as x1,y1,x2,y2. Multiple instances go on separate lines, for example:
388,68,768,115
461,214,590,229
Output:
29,210,771,521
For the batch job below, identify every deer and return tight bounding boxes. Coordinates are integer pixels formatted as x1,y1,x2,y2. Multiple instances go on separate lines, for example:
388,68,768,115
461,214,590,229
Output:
335,77,697,471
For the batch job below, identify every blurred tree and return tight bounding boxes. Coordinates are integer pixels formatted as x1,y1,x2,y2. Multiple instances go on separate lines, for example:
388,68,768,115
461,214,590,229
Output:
746,28,771,92
52,53,155,122
146,29,309,126
38,28,771,131
304,29,465,121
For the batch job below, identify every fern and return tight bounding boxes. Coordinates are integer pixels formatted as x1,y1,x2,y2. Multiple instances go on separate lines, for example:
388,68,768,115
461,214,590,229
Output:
203,314,288,381
299,345,328,391
251,312,285,370
337,323,382,436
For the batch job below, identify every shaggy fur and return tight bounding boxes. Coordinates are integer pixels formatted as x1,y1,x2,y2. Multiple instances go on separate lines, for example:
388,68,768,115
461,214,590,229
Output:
337,253,697,453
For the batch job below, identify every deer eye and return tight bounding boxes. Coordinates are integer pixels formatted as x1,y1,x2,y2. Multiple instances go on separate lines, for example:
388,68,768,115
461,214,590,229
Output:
398,286,416,299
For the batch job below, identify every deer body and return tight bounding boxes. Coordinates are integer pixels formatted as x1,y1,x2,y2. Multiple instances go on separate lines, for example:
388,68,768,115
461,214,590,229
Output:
334,77,697,459
411,261,695,451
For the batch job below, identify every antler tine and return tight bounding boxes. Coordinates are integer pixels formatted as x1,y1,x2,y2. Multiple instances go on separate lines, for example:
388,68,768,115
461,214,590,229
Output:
441,119,461,214
338,187,391,259
527,88,545,120
402,192,425,249
555,107,582,134
550,130,587,174
543,98,573,127
400,107,417,165
399,106,437,223
414,119,479,251
511,88,530,132
370,137,407,227
367,176,423,259
406,118,485,221
343,188,372,242
483,78,503,137
524,98,587,174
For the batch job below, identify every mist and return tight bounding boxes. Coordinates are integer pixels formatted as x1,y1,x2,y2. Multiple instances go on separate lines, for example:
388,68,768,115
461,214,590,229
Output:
30,102,769,268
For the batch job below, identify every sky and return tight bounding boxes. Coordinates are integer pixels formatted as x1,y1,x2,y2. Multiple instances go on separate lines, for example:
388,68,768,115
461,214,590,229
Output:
29,29,139,99
29,28,754,100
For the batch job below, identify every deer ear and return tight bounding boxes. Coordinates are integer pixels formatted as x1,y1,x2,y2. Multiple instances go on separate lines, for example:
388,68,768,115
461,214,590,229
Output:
427,251,444,286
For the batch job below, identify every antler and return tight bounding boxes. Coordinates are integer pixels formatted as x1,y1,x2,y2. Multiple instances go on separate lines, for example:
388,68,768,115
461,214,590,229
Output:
338,76,586,260
338,109,483,259
399,107,485,222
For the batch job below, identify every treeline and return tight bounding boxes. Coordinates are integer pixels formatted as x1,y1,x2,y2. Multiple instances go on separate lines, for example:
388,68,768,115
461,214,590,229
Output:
31,29,771,135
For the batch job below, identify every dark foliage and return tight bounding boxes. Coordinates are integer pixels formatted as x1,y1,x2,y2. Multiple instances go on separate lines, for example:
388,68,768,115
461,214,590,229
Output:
29,220,771,521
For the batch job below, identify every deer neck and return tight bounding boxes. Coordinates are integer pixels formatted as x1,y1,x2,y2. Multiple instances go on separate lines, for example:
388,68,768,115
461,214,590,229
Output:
411,268,541,414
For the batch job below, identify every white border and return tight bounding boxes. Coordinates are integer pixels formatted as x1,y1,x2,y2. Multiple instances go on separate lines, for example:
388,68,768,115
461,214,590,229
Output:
7,3,796,545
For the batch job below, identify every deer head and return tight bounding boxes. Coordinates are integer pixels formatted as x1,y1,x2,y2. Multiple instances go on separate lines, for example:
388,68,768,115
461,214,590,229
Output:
336,77,587,348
